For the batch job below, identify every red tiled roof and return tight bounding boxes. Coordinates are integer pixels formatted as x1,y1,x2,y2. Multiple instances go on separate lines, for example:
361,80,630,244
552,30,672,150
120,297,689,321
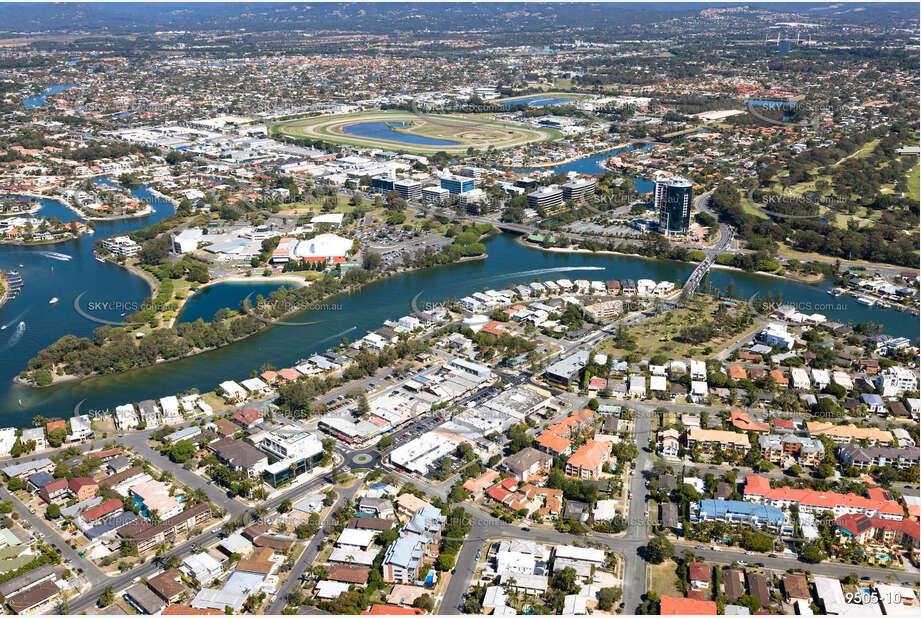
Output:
69,477,97,492
566,439,610,472
278,368,301,381
689,561,710,583
660,595,717,615
486,486,512,503
535,430,571,454
81,498,123,522
870,517,921,541
745,475,903,517
731,410,769,432
463,470,500,493
233,407,263,425
162,605,222,615
362,605,424,615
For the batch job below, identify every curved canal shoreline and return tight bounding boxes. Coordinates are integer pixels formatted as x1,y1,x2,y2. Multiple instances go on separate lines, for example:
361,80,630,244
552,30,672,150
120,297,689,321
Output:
2,224,916,426
516,234,827,285
167,274,310,328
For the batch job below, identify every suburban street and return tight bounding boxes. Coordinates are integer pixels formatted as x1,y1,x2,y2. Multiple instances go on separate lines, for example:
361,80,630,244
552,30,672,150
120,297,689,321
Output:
266,482,362,613
0,484,108,587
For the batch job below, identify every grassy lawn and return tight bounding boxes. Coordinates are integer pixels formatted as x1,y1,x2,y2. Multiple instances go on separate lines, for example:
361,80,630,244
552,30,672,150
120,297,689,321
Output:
598,295,759,360
91,417,116,435
739,196,770,220
649,559,683,597
908,162,920,202
200,392,229,414
775,243,918,270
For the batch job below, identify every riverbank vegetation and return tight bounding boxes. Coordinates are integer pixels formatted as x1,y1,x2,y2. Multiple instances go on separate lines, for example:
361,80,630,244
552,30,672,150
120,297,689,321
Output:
21,267,374,385
22,215,495,385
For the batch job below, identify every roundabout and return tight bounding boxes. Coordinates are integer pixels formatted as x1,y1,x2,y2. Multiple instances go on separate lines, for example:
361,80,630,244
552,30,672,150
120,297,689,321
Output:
351,453,374,467
274,110,561,155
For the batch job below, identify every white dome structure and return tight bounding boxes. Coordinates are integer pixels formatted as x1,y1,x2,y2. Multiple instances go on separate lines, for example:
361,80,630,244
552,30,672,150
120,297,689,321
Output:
295,233,353,261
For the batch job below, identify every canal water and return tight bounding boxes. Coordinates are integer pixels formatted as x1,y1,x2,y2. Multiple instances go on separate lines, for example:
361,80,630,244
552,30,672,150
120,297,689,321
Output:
22,84,75,109
517,142,656,192
0,225,917,427
176,281,294,324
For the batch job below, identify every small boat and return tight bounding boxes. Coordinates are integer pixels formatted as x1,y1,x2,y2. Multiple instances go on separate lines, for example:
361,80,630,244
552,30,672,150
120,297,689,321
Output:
827,288,845,297
95,254,106,263
42,251,72,261
49,297,59,305
855,297,875,307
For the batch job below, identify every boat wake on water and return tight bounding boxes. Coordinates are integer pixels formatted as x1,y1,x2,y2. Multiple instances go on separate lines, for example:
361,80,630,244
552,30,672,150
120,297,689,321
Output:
314,326,357,347
0,309,29,331
491,265,607,279
0,321,25,352
41,251,72,261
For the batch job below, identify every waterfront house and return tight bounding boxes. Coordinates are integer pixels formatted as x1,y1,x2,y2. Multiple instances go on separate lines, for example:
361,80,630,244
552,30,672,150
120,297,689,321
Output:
68,414,93,441
231,407,263,429
114,404,139,430
219,381,247,403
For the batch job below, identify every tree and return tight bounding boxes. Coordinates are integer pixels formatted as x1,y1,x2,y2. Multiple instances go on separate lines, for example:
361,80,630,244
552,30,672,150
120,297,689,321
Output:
97,587,114,608
45,504,61,519
645,536,674,564
279,499,292,513
437,552,456,571
413,594,435,612
598,587,622,610
740,529,773,552
550,566,579,595
168,439,197,463
47,427,66,448
7,477,24,492
800,541,827,563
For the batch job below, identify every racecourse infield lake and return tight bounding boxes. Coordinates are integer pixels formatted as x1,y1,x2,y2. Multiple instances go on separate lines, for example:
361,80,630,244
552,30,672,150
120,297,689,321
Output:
274,110,560,154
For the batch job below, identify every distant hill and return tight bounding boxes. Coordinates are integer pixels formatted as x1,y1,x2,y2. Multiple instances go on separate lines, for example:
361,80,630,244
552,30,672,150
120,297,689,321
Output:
0,2,914,35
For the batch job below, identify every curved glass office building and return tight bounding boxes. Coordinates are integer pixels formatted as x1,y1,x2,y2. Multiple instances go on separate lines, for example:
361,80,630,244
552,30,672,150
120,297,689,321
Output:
654,173,693,234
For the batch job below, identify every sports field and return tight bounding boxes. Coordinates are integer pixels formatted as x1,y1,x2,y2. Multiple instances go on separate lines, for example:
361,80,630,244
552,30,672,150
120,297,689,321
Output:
274,110,561,154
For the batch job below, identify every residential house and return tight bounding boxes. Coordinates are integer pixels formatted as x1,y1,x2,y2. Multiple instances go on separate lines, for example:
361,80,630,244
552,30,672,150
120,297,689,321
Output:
68,477,98,501
758,434,825,468
686,428,750,459
838,444,919,470
658,428,680,459
501,448,552,482
565,439,612,479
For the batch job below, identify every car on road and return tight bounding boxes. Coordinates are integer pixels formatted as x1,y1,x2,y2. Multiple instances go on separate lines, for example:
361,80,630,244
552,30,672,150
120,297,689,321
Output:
737,560,747,566
768,553,778,558
696,545,706,550
521,526,530,531
402,433,410,438
711,546,721,551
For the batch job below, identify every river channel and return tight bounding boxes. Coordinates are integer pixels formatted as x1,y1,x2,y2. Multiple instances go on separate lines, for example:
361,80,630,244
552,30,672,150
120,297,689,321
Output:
0,181,916,427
